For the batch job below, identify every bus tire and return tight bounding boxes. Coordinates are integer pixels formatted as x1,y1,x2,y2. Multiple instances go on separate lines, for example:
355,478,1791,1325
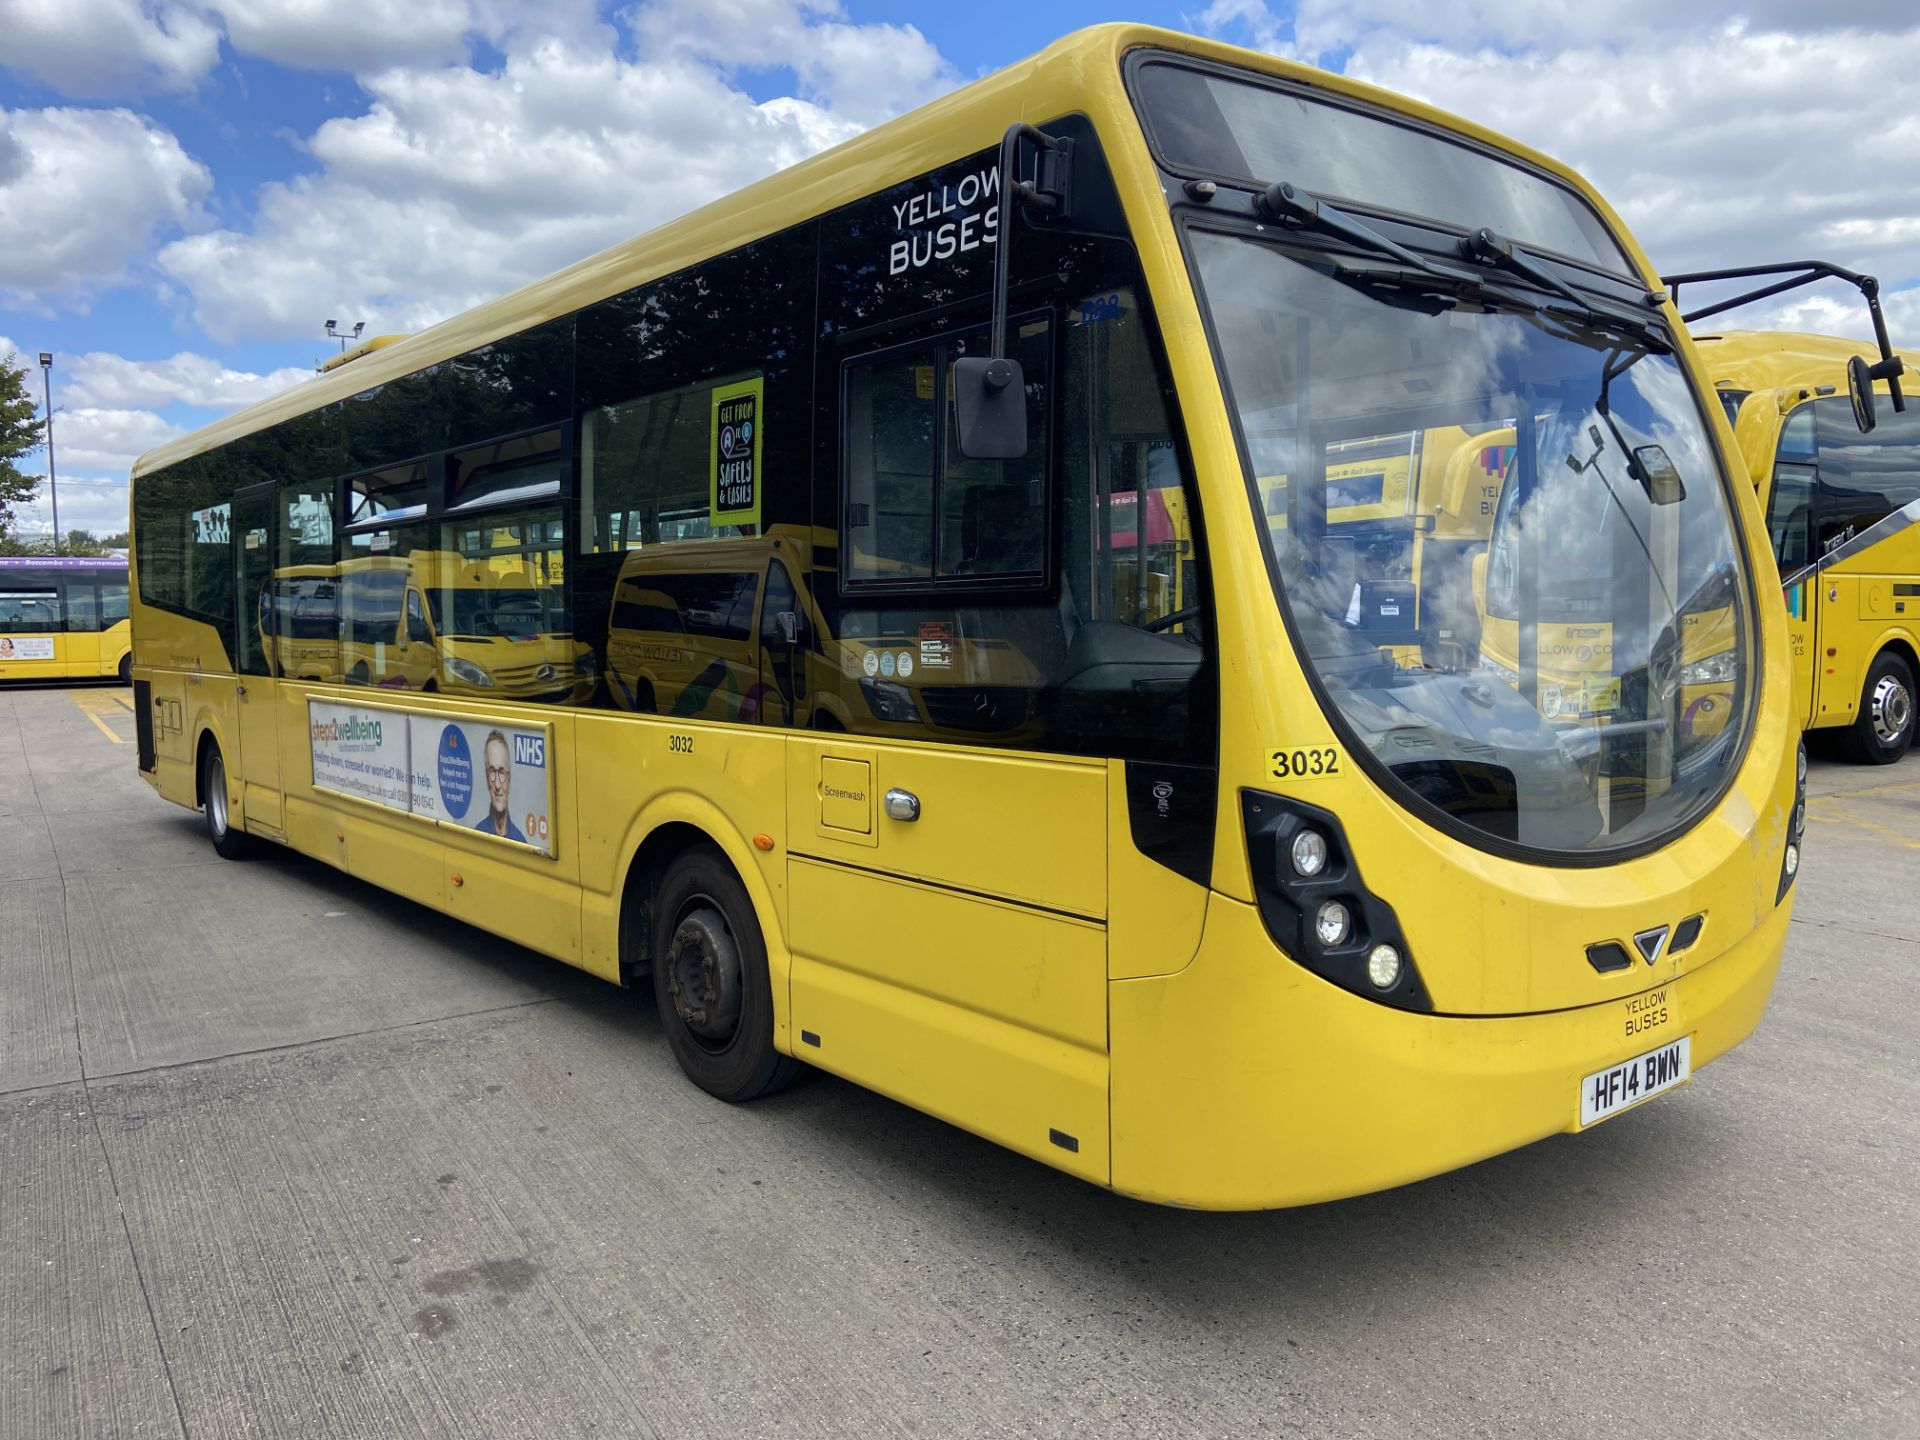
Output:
1837,651,1916,765
199,741,258,859
651,845,800,1102
116,653,131,685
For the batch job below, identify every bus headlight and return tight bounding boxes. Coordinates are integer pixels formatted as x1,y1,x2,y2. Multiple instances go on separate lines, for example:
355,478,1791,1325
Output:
444,656,493,687
1290,828,1328,877
1241,792,1432,1012
1680,649,1737,685
859,679,920,724
1777,738,1806,904
1314,900,1352,948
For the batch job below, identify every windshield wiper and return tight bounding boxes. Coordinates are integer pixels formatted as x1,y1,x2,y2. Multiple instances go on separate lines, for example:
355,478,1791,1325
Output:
1257,180,1479,284
1327,256,1670,352
1455,226,1670,350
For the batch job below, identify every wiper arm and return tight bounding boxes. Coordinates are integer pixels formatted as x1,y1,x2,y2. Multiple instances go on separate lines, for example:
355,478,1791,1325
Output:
1459,226,1594,314
1258,180,1478,284
1328,256,1670,351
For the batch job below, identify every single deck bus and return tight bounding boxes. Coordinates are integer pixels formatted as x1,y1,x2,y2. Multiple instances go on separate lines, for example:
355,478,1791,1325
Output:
0,556,132,683
1693,330,1920,762
129,25,1802,1208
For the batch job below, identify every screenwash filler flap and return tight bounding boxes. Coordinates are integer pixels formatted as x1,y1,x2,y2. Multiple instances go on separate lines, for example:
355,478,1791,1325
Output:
308,699,554,853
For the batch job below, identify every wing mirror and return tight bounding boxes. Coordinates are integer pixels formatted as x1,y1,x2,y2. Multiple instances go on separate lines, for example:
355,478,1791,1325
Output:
1849,351,1908,433
953,357,1027,459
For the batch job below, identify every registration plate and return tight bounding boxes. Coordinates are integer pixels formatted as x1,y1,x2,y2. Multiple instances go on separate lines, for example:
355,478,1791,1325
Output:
1579,1035,1691,1127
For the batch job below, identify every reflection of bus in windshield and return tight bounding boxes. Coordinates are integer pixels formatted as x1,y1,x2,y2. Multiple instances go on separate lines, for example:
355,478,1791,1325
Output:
332,551,594,703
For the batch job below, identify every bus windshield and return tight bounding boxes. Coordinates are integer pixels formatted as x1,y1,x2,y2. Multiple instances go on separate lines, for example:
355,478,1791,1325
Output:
1192,229,1752,856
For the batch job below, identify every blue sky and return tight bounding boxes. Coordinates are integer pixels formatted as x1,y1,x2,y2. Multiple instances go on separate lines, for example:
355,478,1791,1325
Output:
3,0,1917,537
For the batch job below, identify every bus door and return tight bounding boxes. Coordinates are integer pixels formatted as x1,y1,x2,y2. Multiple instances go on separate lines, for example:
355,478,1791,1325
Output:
230,482,284,834
786,319,1110,1185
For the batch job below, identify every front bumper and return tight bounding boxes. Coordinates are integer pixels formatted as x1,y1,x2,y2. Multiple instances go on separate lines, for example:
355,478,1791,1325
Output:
1110,891,1788,1209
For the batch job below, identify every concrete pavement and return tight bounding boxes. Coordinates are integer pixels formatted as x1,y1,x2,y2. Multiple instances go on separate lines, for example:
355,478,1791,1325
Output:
2,682,1915,1439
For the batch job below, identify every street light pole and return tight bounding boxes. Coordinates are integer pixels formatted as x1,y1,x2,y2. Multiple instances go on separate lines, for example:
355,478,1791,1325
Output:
38,352,58,557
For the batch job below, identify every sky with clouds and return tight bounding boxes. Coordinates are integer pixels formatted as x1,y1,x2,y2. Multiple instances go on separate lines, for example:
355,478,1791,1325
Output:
2,0,1916,538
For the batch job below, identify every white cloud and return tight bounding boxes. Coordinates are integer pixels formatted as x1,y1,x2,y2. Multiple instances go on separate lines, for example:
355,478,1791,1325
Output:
9,477,132,540
629,0,960,128
54,407,186,475
1342,24,1920,336
0,0,222,98
62,350,312,410
157,33,882,341
0,106,212,310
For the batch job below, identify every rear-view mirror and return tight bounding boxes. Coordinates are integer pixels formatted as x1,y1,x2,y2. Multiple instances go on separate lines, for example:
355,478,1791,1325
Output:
1633,444,1686,505
953,356,1028,460
1849,353,1879,433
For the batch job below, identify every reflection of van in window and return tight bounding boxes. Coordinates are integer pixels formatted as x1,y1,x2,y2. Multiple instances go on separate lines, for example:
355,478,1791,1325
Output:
603,526,1045,738
335,551,595,703
261,566,342,681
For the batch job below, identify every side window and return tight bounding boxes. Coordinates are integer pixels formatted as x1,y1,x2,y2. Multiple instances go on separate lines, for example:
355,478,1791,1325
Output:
406,590,432,643
841,319,1050,590
1768,464,1816,572
275,487,337,681
65,583,102,633
0,585,60,633
100,581,129,625
1813,395,1920,554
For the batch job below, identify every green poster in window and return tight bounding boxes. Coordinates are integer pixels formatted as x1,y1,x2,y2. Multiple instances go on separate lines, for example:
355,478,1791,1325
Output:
710,377,764,528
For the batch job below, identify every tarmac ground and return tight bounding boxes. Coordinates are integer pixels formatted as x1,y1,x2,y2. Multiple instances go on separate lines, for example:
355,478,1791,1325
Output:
2,682,1915,1438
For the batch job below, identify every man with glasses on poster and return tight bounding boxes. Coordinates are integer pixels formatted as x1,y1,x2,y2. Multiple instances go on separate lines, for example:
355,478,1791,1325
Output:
475,728,527,843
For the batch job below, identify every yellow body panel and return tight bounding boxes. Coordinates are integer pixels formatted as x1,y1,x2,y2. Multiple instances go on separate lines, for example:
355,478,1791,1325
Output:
0,619,129,681
126,23,1795,1207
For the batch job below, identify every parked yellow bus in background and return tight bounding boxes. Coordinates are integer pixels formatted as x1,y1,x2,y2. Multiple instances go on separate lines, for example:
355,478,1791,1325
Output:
1694,330,1920,762
128,24,1800,1209
0,556,132,683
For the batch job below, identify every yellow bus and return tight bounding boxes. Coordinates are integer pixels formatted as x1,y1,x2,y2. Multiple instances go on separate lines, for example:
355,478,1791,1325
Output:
1693,329,1920,762
0,556,132,683
128,24,1800,1209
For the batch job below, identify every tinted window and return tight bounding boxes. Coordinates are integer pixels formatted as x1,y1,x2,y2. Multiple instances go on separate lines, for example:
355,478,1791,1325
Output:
1814,395,1920,553
1133,59,1628,273
0,588,60,633
841,318,1051,590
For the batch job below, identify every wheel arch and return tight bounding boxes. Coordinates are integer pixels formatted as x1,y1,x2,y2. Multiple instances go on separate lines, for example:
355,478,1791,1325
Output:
611,793,791,1042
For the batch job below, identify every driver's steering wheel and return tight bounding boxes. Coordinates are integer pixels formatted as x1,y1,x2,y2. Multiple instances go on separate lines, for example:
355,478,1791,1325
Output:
1144,605,1201,633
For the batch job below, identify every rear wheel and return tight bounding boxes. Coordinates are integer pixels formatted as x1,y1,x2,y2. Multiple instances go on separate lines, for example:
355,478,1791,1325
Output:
116,653,131,685
200,743,258,859
1839,651,1916,764
650,845,800,1101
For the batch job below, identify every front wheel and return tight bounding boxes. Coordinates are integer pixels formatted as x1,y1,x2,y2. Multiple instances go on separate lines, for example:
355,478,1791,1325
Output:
650,846,800,1101
1839,651,1916,765
201,743,258,859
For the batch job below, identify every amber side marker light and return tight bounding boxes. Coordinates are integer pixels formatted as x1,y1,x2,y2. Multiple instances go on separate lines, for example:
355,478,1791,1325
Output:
752,833,775,852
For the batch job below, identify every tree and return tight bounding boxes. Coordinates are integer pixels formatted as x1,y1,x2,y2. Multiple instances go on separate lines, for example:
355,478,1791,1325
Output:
0,349,46,539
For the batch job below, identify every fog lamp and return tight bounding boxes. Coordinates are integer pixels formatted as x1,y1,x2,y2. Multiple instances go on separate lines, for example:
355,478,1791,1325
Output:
1784,843,1799,878
1366,943,1402,990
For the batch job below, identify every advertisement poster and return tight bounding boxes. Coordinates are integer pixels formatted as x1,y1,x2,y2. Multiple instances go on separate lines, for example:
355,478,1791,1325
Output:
307,700,553,854
709,375,763,528
411,716,553,853
0,637,55,660
308,701,411,810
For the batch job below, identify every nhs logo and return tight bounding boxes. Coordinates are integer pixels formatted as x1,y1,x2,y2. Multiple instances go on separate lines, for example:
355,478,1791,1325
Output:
514,734,546,769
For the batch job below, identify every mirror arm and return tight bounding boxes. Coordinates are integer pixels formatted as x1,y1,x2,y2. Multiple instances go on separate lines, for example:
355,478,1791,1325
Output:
988,122,1070,361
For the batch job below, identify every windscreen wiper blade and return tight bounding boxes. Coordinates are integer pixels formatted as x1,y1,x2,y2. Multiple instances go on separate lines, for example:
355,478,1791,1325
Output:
1328,256,1670,351
1258,180,1479,284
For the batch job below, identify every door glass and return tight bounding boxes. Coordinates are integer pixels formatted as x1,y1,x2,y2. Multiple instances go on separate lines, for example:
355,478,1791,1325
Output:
232,488,275,677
